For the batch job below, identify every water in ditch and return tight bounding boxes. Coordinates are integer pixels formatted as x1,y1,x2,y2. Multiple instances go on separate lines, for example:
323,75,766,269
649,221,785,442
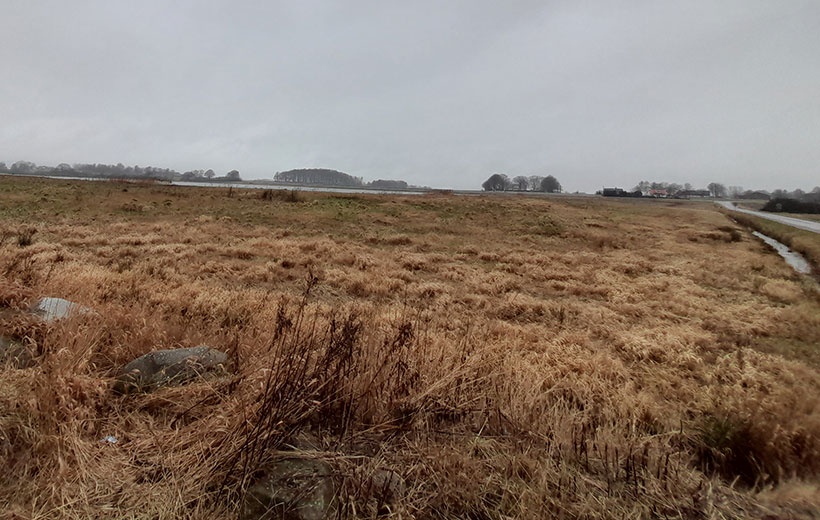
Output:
752,231,812,274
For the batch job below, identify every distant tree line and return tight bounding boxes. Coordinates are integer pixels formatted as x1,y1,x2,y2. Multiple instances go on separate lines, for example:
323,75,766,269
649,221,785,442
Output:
627,181,820,201
1,162,422,189
368,179,408,189
0,160,241,182
481,173,562,193
766,187,820,202
628,181,725,198
600,188,643,198
180,169,241,182
274,169,363,187
272,169,414,189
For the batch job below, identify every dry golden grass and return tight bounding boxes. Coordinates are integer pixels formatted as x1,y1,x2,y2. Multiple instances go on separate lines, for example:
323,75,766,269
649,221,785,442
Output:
1,176,820,519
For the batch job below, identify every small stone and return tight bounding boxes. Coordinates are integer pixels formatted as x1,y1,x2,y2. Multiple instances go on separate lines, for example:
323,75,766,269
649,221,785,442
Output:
240,458,336,520
113,345,228,394
0,335,35,368
30,297,95,323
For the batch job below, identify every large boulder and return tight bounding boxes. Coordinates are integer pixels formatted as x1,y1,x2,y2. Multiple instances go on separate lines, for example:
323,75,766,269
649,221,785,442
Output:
0,335,35,368
31,297,96,323
113,345,227,394
240,458,337,520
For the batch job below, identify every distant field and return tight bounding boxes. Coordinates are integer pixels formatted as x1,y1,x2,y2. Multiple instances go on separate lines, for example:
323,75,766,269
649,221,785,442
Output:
2,176,820,519
734,200,768,211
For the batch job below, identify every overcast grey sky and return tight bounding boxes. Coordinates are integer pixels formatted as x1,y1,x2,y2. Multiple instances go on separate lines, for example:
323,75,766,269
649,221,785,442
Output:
2,1,818,192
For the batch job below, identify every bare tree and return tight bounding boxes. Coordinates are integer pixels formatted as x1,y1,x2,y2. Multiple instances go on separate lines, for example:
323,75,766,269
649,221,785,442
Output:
707,182,727,198
512,176,529,191
727,186,744,198
634,180,651,194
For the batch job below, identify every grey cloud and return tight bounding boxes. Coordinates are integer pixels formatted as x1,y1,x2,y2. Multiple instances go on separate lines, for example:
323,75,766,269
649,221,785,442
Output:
1,0,818,191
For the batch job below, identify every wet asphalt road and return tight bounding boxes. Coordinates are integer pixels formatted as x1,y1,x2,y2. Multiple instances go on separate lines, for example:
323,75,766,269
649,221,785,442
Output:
717,201,820,235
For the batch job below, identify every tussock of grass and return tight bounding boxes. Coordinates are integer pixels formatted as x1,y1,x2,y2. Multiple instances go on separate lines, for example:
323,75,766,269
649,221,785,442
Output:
1,176,820,518
259,189,301,203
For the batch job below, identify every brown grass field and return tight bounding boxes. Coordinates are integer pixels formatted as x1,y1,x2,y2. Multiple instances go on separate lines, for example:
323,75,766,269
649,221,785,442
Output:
1,176,820,519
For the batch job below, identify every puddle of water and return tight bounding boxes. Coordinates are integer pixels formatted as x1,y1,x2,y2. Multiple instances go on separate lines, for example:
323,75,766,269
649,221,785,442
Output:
752,231,812,274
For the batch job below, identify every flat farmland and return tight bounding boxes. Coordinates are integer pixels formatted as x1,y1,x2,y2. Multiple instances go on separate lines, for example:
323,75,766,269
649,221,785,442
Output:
1,176,820,519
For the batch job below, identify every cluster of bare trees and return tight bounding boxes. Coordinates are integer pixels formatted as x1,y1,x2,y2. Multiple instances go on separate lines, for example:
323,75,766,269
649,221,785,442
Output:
633,180,820,201
272,169,415,189
631,180,723,197
481,173,562,193
0,161,241,182
273,169,364,186
368,179,408,189
767,186,820,202
0,161,183,181
181,169,241,182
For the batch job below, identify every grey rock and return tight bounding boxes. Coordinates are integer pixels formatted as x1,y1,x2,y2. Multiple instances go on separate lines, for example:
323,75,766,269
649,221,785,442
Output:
31,297,95,323
368,469,404,506
284,432,322,452
0,335,35,368
241,458,336,520
113,345,227,394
